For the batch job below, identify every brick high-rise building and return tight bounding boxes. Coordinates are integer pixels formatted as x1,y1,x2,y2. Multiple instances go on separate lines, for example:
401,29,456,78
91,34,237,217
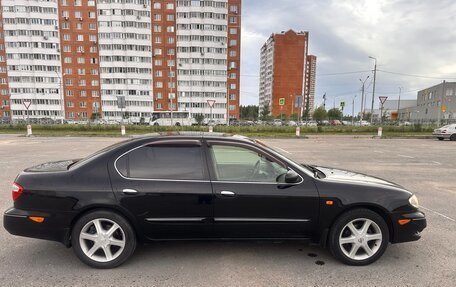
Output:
0,0,241,123
259,29,316,118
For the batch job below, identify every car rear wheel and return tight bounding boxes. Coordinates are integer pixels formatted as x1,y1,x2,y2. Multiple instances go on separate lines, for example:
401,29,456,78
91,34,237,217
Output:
329,209,389,266
450,134,456,141
71,210,136,269
438,137,444,141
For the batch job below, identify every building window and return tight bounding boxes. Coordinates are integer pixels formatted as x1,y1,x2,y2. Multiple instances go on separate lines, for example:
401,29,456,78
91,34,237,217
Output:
156,92,163,99
77,34,84,41
230,28,237,35
153,2,161,9
167,37,175,44
166,14,174,21
156,82,163,88
229,94,236,100
229,39,237,46
92,91,99,97
230,83,236,90
166,3,174,9
230,5,238,13
154,25,161,32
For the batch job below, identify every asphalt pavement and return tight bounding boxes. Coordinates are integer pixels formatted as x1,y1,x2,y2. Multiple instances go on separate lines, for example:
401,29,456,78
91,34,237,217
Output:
0,134,454,287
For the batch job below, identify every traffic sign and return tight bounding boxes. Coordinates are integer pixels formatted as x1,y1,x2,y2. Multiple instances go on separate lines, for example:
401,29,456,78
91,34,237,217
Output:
207,100,216,108
23,100,31,110
379,96,388,104
279,98,285,106
340,101,345,109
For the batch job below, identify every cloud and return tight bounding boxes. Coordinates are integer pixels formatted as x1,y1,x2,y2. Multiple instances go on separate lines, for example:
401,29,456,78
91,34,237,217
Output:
240,0,456,113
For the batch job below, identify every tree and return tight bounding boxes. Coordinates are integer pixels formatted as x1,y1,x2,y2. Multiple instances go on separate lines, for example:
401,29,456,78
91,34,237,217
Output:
240,105,259,120
260,103,272,120
194,113,205,125
327,108,343,120
313,106,327,122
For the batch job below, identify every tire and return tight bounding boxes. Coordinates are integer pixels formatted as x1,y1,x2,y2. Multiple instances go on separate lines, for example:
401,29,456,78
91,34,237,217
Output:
329,208,389,266
153,122,159,126
450,134,456,141
71,210,136,269
438,137,444,141
175,122,181,126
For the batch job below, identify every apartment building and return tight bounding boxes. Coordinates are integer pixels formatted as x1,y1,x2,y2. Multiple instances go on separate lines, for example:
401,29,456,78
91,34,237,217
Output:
0,0,241,123
258,29,316,118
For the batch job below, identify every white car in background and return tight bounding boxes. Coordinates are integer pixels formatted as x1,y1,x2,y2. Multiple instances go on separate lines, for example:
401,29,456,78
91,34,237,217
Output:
432,124,456,141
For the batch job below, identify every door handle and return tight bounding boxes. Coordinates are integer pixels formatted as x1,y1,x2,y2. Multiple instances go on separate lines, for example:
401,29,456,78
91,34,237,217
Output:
220,190,236,197
122,188,138,194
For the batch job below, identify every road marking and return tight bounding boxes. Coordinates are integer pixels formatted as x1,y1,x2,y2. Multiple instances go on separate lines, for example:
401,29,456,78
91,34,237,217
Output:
432,161,441,165
398,154,415,159
374,150,384,154
420,206,455,222
274,146,291,154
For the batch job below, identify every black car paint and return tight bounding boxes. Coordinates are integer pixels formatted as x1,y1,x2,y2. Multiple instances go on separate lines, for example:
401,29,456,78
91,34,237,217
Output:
3,134,426,247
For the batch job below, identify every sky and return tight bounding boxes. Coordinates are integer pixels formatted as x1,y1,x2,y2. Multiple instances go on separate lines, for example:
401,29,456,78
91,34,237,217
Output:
239,0,456,114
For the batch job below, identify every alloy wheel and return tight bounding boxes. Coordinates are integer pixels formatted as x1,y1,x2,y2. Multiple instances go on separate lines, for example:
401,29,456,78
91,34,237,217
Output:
339,218,383,261
79,218,126,263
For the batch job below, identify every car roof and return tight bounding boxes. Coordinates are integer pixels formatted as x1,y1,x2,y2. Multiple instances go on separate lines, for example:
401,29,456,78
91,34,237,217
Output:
131,132,254,142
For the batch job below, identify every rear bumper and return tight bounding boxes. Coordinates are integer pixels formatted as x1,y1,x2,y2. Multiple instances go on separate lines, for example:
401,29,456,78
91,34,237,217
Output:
3,207,71,246
392,211,426,243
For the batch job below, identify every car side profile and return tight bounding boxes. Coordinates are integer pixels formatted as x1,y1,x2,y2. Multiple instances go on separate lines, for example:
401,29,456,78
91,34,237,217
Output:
432,124,456,141
3,133,426,268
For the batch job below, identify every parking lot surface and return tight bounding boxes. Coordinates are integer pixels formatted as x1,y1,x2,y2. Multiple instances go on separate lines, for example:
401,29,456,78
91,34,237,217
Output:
0,134,454,287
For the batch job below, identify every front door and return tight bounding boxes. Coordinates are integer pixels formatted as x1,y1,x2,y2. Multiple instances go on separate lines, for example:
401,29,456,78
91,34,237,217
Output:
109,139,213,240
206,141,319,239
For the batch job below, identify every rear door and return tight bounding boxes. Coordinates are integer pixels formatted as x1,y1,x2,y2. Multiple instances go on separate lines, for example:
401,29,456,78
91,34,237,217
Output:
109,139,214,239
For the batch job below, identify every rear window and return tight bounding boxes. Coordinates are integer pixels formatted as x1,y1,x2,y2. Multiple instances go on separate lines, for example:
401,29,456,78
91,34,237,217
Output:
116,145,205,180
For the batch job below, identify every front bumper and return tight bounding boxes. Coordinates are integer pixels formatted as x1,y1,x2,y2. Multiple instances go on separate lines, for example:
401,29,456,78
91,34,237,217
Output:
3,207,71,246
392,211,426,243
432,133,451,139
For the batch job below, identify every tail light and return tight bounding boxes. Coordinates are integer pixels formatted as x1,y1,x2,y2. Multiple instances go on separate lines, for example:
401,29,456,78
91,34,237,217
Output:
12,183,24,201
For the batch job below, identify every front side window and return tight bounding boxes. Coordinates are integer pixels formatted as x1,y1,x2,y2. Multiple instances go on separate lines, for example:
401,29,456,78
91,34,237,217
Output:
116,145,205,180
210,145,287,182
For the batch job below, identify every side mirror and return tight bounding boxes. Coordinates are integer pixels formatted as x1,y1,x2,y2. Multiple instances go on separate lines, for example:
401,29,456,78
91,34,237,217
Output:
285,169,301,183
277,169,302,187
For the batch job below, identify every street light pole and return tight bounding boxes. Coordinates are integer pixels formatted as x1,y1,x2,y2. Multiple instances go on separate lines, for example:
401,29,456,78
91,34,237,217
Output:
369,56,377,124
352,95,357,125
359,76,369,123
437,80,445,126
397,87,402,122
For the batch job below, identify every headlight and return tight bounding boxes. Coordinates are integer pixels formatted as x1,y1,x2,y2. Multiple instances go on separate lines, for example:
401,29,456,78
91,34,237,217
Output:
409,194,419,208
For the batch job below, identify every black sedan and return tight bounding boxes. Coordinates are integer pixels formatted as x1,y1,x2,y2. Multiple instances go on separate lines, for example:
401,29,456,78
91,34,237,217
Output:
3,133,426,268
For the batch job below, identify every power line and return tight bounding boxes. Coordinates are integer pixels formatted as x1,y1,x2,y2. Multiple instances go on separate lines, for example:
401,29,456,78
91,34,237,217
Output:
377,69,456,80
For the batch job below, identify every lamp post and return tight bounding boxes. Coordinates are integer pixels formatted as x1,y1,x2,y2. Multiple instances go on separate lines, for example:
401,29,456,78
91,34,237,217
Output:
359,76,370,123
369,56,377,124
352,95,357,125
397,87,402,122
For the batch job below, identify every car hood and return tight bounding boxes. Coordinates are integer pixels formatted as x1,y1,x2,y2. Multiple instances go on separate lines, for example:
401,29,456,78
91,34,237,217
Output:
314,166,405,189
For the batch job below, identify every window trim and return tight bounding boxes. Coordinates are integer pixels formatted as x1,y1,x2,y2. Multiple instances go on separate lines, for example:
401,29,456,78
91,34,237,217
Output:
114,140,209,182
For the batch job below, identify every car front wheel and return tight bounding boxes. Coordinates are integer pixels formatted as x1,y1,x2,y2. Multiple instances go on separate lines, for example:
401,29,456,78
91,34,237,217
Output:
71,210,136,269
329,208,389,266
450,134,456,141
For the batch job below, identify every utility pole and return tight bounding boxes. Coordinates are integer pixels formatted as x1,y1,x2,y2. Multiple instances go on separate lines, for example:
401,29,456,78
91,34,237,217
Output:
397,87,402,122
359,76,369,123
352,95,357,125
369,56,377,124
437,80,445,126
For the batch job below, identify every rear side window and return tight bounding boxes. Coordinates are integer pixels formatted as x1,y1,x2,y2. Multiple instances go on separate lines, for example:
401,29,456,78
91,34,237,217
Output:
116,145,205,180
